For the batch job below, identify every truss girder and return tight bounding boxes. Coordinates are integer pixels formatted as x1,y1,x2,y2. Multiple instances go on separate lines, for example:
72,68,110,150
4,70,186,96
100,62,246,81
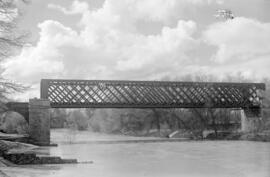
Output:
40,79,265,109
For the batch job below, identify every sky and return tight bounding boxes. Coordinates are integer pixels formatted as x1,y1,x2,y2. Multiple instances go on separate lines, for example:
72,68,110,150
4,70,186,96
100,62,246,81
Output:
2,0,270,100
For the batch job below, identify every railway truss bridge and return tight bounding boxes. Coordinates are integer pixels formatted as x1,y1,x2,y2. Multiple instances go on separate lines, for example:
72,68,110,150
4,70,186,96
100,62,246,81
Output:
8,79,265,145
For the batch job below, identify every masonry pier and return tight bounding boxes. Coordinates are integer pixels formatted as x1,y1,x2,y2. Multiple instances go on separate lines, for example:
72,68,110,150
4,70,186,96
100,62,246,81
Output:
29,99,51,146
241,109,262,133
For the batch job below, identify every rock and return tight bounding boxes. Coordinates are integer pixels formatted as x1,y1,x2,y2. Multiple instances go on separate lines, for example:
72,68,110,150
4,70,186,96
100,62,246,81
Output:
0,140,77,165
3,152,78,165
0,111,29,134
239,133,270,142
0,140,37,153
0,132,28,141
205,131,232,140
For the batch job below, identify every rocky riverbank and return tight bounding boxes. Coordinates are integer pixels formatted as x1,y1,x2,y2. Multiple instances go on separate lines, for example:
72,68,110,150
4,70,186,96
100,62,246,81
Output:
202,131,270,142
239,132,270,142
115,128,270,142
0,140,78,165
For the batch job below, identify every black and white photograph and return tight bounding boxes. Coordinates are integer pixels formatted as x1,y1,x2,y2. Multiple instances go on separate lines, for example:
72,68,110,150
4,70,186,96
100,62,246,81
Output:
0,0,270,177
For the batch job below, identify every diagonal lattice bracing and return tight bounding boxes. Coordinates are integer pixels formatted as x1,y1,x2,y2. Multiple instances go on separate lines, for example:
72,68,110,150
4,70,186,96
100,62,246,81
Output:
40,79,265,109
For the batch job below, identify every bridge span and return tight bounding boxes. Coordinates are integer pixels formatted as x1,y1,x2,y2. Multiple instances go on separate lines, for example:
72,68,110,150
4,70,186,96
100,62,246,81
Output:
8,79,266,145
40,79,265,110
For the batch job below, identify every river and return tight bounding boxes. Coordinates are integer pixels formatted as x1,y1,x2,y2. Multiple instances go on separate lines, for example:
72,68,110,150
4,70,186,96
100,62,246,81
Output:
1,129,270,177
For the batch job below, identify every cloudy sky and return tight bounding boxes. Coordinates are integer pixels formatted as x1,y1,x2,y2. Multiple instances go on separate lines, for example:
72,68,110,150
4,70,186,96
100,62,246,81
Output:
2,0,270,100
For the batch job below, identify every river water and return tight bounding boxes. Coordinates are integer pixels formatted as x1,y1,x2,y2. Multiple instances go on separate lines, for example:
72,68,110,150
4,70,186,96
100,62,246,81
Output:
2,129,270,177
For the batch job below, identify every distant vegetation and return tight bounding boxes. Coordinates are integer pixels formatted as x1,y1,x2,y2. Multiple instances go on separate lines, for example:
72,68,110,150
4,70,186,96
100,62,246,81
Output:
50,107,241,138
49,75,270,139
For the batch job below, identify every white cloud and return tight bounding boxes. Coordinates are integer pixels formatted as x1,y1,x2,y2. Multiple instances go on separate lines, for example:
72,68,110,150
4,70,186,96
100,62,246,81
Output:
2,1,270,101
2,20,79,84
115,20,197,71
48,0,223,24
202,17,270,79
203,17,270,63
48,0,89,15
207,0,224,5
4,1,200,90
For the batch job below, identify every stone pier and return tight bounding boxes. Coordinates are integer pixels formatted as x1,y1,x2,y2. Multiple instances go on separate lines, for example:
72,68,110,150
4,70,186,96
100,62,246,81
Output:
240,109,261,133
29,99,51,146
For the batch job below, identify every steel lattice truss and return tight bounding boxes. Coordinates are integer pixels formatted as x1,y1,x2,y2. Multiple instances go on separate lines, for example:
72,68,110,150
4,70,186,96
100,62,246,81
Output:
40,79,265,109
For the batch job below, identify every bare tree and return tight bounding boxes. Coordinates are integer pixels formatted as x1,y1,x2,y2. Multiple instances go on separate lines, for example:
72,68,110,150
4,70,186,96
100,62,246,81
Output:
0,0,29,106
0,0,29,59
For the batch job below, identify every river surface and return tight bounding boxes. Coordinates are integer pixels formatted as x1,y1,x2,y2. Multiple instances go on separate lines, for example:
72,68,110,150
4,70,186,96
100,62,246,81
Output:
1,129,270,177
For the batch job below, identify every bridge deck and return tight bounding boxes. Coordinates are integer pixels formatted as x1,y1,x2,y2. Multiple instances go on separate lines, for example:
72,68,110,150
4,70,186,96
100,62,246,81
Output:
40,79,265,109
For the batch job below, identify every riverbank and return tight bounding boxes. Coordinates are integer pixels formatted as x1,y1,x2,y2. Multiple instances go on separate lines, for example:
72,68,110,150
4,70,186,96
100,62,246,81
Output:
239,132,270,142
201,130,270,142
106,127,270,142
114,128,270,142
0,139,78,166
50,128,270,143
